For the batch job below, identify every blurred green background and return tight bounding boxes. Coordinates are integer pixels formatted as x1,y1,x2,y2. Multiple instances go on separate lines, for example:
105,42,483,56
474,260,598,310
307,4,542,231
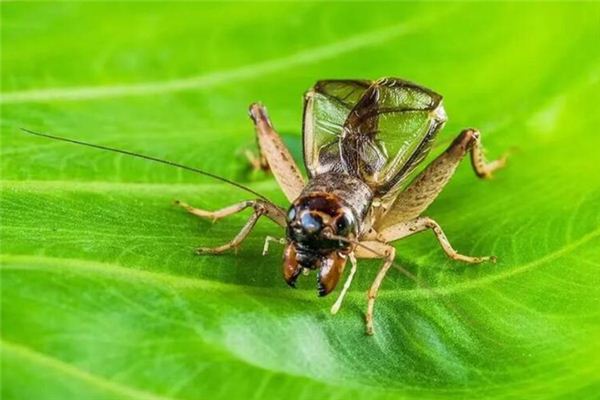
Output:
1,2,600,399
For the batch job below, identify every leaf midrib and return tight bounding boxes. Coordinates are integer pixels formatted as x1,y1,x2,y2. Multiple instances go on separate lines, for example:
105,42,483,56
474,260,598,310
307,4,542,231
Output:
0,338,178,400
2,222,597,303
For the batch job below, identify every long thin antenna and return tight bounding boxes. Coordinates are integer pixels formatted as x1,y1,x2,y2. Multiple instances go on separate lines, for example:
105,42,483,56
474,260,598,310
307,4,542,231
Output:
20,128,277,204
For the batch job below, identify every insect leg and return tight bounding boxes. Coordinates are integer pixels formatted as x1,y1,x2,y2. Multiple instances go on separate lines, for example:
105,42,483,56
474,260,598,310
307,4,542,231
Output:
194,200,286,254
174,199,286,226
376,128,507,228
262,235,286,256
245,149,269,172
248,103,305,202
468,129,508,178
196,211,261,255
175,200,251,222
175,199,285,255
330,253,358,315
377,217,495,264
354,241,396,336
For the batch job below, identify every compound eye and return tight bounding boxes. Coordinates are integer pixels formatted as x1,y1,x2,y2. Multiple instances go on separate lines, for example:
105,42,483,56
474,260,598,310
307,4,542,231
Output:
335,212,355,236
300,212,322,234
287,206,297,222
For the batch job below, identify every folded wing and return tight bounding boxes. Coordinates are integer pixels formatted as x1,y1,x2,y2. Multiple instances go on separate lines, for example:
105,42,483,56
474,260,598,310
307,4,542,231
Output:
341,78,447,196
302,78,447,197
303,80,370,177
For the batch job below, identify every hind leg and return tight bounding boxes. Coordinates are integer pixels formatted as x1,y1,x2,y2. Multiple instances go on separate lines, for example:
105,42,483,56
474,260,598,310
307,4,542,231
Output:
376,128,507,228
248,103,305,202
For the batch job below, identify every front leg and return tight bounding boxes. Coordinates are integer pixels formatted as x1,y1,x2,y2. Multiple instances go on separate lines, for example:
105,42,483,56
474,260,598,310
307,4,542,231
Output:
196,211,262,255
248,103,306,202
378,216,495,264
174,199,286,226
174,199,286,254
175,200,253,223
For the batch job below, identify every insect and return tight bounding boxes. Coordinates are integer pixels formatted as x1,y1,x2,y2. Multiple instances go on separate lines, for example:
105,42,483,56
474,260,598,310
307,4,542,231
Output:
23,77,506,335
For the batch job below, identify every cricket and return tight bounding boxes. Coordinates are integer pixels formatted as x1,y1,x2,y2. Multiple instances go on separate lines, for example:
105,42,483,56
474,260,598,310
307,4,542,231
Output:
23,77,507,335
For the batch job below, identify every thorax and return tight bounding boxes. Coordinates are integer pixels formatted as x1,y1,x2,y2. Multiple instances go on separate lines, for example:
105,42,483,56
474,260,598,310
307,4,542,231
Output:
301,173,373,233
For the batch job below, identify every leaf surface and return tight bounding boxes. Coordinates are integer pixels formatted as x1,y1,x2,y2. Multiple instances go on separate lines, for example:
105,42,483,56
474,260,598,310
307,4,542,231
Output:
2,3,600,399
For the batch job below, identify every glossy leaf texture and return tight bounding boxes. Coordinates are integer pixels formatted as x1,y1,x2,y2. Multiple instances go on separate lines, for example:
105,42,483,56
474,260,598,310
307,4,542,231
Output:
1,3,600,399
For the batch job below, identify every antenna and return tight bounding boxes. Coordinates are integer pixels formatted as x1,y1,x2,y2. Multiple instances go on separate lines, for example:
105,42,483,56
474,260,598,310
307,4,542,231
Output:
20,128,279,206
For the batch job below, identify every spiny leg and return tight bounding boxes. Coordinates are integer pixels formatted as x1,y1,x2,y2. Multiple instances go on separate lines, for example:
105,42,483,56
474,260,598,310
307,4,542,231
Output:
378,216,495,264
174,199,286,226
376,128,507,229
469,129,508,178
330,254,358,315
174,199,286,255
174,200,254,223
248,103,305,202
245,103,269,171
196,211,262,255
354,241,396,336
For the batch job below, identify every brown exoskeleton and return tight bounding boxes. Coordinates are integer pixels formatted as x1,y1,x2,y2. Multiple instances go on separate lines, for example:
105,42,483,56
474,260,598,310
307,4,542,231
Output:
176,78,506,335
22,78,506,335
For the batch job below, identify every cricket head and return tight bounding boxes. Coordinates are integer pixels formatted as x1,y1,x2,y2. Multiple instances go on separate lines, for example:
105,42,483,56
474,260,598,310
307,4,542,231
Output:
283,193,357,296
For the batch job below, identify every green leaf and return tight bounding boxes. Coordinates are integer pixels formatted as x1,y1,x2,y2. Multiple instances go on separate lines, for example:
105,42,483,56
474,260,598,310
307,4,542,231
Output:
2,2,600,399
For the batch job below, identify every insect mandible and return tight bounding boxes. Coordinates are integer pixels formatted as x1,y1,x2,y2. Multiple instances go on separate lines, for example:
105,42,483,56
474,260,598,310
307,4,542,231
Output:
23,77,507,335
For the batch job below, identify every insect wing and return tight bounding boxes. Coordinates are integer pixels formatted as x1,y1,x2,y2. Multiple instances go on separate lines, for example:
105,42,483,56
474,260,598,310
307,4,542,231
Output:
341,78,447,195
302,80,371,177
